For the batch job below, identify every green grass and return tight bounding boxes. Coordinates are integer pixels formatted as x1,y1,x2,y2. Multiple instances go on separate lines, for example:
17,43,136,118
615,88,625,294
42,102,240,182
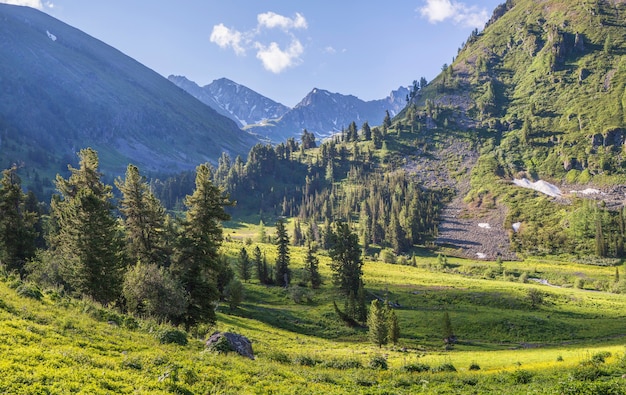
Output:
4,231,626,393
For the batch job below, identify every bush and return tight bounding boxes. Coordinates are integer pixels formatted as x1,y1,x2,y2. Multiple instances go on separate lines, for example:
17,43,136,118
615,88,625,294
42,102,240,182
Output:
432,362,457,373
519,272,529,283
469,362,481,371
206,335,232,354
322,359,362,370
157,329,188,346
591,351,612,364
288,285,313,304
294,355,318,367
16,283,43,300
574,278,585,289
401,363,430,373
510,369,533,384
368,355,388,370
266,351,291,364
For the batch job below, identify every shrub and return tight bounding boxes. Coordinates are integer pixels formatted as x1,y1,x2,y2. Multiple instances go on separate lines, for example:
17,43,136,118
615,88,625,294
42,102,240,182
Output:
322,359,362,370
510,369,533,384
288,285,313,304
469,362,481,371
571,364,605,381
206,335,232,354
368,355,388,370
591,351,612,364
432,362,457,373
266,351,291,364
157,329,188,346
401,362,430,373
294,355,318,367
16,283,43,300
519,272,529,283
574,278,585,289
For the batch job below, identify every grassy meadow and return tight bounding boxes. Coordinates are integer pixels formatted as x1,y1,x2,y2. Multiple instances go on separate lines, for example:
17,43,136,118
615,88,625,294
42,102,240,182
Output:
2,221,626,393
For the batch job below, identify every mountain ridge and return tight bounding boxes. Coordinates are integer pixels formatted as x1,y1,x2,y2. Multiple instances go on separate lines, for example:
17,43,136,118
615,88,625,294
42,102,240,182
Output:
0,4,257,181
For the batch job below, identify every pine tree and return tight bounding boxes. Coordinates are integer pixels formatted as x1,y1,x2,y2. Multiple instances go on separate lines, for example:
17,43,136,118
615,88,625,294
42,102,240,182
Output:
304,241,322,289
367,299,388,348
116,164,169,267
274,219,291,286
50,148,125,304
329,222,363,296
238,247,252,282
253,246,266,284
388,308,400,345
172,163,232,327
362,121,372,141
0,167,38,277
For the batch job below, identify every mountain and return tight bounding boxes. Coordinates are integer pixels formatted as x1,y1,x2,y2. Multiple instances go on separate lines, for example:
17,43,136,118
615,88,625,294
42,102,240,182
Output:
403,0,625,184
388,0,625,259
168,75,290,128
0,4,258,181
245,87,410,142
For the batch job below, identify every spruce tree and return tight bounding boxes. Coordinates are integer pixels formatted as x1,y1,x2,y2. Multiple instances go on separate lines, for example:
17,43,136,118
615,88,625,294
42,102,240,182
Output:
50,148,125,304
238,247,252,282
367,299,388,348
304,241,322,289
0,167,38,277
388,308,400,345
116,164,169,267
274,219,291,286
329,222,363,296
172,163,232,327
253,246,266,284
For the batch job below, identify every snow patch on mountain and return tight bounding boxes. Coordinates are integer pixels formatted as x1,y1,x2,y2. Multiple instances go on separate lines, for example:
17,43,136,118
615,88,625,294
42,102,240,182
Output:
513,178,562,198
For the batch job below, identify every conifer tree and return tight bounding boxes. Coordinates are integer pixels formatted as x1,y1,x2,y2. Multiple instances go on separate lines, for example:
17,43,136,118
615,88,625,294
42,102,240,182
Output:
50,148,125,304
367,299,388,347
0,167,38,277
362,121,372,141
329,222,363,296
304,241,322,289
238,247,252,282
388,308,400,345
274,219,291,286
172,163,232,326
116,164,169,267
253,246,267,284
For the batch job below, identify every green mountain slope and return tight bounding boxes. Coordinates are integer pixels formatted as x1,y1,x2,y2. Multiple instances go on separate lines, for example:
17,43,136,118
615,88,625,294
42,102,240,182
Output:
406,0,625,183
0,4,257,181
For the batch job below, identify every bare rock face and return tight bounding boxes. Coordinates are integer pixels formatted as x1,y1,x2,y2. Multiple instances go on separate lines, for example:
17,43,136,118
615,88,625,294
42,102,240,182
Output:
206,332,254,360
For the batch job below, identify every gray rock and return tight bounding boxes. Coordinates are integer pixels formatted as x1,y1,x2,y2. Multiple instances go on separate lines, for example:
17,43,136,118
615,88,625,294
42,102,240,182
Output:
206,332,254,360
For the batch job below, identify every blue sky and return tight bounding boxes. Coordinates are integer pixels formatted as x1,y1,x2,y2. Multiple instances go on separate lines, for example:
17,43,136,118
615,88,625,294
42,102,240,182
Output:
5,0,503,107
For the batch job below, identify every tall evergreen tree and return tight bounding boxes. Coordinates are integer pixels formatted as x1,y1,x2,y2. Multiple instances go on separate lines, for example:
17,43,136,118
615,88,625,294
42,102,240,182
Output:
172,163,232,327
116,164,169,267
367,299,388,348
238,247,252,282
362,121,372,141
50,148,125,304
304,241,322,289
253,246,268,284
388,308,400,345
274,219,291,286
329,222,363,296
0,167,38,277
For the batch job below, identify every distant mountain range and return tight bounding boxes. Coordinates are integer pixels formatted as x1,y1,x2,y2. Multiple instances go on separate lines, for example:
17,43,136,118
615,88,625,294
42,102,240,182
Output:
0,4,257,179
170,76,409,143
168,76,290,128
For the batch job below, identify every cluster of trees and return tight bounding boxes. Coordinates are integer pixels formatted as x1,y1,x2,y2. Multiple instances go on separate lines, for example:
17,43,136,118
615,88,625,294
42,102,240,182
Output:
2,148,235,328
367,299,400,347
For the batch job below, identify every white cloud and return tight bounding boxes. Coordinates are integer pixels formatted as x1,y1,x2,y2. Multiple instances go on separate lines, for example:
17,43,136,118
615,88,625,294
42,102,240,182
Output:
0,0,42,8
211,11,307,73
257,12,307,30
255,39,304,73
210,23,246,56
419,0,489,28
324,46,336,54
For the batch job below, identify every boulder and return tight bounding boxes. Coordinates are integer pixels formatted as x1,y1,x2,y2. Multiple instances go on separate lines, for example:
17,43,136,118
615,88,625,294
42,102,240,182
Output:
206,332,254,360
